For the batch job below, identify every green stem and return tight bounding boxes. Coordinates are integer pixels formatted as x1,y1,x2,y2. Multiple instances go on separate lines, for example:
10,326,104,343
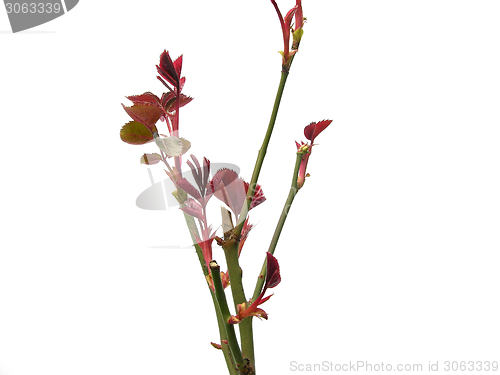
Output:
251,152,304,303
215,300,239,375
210,261,252,375
242,154,303,365
239,319,254,371
182,213,237,375
222,238,255,368
223,240,246,307
232,67,295,373
235,70,290,234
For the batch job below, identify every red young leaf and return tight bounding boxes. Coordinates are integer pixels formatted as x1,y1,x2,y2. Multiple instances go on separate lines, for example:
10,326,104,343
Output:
210,342,222,350
178,77,186,92
162,92,193,113
161,92,176,112
227,252,280,325
245,181,266,210
173,55,183,79
157,51,182,89
238,218,253,257
265,252,281,289
304,120,332,143
178,94,193,108
120,121,154,145
126,92,161,107
122,104,163,133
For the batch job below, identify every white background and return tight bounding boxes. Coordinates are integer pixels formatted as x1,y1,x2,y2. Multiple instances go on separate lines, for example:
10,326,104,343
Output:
1,1,499,374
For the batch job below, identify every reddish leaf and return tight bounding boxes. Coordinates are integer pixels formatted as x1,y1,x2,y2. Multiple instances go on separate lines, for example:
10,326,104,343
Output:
157,51,182,89
161,92,176,111
228,252,280,325
178,94,193,108
173,55,183,79
162,92,193,113
186,160,201,188
210,170,265,215
140,153,162,165
238,218,253,257
122,104,163,133
265,252,281,289
186,155,205,194
257,294,274,307
190,155,202,180
210,342,222,350
126,92,161,107
179,77,186,92
212,170,245,215
207,169,230,196
176,178,202,202
245,182,266,210
120,121,154,145
202,157,210,191
304,120,332,143
179,198,204,221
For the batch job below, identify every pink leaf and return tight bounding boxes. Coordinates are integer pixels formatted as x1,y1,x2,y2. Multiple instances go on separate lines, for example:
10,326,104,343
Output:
212,170,245,215
179,198,204,221
207,169,230,196
186,159,201,188
176,178,202,202
202,158,210,189
140,153,162,165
